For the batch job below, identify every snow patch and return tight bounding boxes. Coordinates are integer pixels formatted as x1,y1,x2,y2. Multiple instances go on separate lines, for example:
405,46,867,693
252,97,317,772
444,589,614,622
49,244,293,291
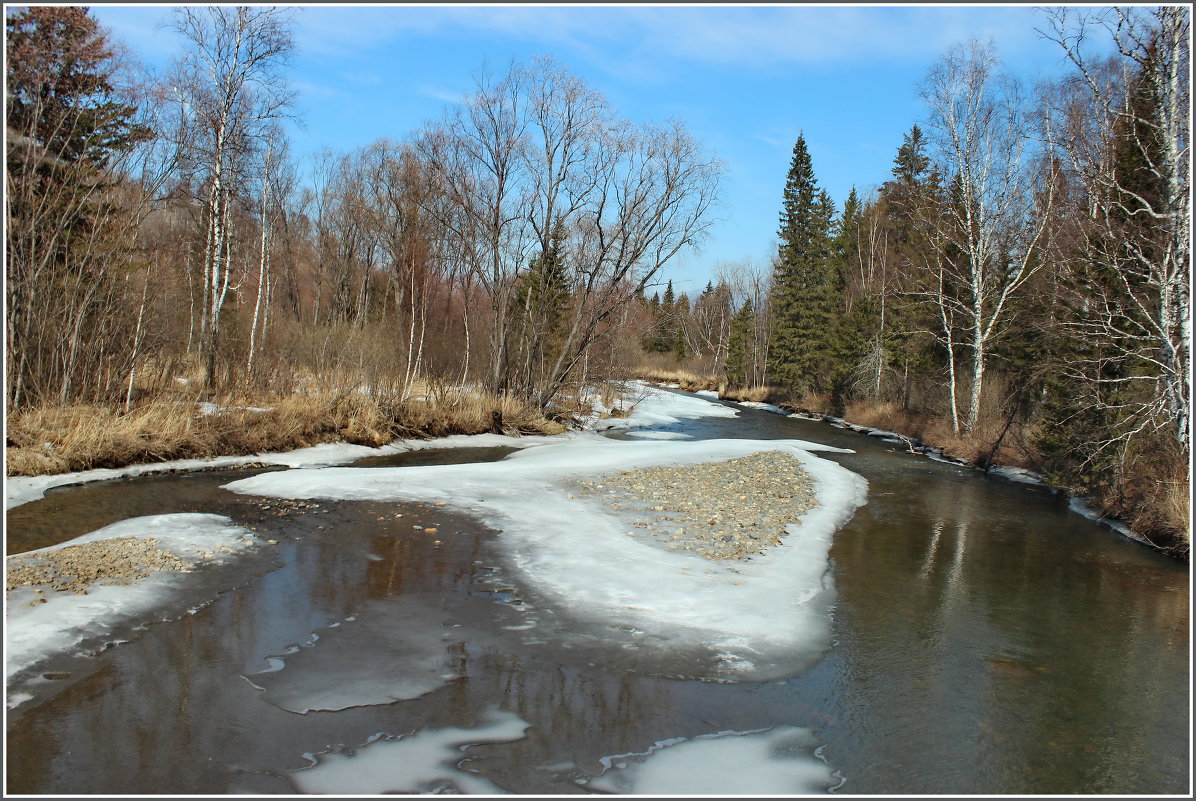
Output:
624,430,692,440
987,465,1045,485
736,400,789,416
195,401,273,416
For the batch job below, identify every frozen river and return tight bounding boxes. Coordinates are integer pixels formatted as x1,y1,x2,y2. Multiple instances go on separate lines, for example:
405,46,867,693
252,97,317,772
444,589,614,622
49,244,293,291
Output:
5,385,1190,794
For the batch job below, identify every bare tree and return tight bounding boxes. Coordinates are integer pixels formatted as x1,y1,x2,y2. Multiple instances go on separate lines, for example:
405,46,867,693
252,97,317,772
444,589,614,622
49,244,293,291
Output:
417,59,723,407
1039,6,1191,454
170,5,294,391
246,123,288,380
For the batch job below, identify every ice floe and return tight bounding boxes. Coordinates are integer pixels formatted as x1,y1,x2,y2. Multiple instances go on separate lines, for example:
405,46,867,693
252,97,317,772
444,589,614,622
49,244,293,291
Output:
244,598,458,713
736,400,790,416
1068,497,1153,546
289,707,530,794
580,725,837,794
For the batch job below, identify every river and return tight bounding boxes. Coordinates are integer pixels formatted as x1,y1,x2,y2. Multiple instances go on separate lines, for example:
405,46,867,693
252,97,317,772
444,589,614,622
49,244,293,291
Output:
4,387,1190,794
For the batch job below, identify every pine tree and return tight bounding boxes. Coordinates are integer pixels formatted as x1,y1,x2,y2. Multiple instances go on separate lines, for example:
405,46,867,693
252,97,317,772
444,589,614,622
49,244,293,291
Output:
768,134,838,395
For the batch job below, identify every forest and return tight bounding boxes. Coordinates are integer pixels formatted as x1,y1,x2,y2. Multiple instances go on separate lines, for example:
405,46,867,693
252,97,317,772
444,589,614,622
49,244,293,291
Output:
4,6,1190,554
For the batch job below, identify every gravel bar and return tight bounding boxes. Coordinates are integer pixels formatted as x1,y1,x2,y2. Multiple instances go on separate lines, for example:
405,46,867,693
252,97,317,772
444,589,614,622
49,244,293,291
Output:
5,536,197,596
567,450,817,561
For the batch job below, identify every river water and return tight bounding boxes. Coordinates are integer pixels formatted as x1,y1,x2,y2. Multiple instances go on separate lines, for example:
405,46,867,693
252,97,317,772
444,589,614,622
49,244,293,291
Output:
4,394,1190,794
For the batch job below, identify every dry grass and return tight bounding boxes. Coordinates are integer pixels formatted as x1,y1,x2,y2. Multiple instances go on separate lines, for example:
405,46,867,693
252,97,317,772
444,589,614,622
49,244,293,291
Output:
633,364,720,393
841,400,1039,468
5,388,567,478
718,385,779,404
1097,446,1192,555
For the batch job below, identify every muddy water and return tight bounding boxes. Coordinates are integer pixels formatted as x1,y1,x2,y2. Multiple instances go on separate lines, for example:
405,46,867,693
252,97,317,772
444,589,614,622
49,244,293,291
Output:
4,400,1190,794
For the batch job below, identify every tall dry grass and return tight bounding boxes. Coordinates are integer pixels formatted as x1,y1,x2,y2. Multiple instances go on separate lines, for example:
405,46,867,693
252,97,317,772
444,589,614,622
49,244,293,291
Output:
719,385,778,404
633,365,720,393
5,388,567,478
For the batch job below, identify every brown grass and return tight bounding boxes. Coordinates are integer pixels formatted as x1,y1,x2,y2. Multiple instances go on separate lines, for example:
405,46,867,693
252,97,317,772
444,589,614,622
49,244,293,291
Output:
632,365,720,393
5,388,568,478
719,385,779,404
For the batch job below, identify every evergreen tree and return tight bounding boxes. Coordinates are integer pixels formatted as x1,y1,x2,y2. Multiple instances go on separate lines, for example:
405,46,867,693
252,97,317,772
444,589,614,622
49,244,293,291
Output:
6,6,153,407
673,327,688,362
724,298,755,388
880,124,932,250
510,218,571,391
830,187,867,392
768,134,838,395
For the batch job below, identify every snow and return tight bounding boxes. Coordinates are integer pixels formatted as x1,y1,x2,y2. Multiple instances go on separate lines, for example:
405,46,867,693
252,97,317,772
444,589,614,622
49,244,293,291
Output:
223,386,866,677
1068,497,1152,545
694,389,720,398
5,514,257,688
4,432,557,510
987,465,1045,485
289,707,530,794
594,381,739,436
736,400,790,416
581,726,837,794
624,430,692,440
195,401,273,416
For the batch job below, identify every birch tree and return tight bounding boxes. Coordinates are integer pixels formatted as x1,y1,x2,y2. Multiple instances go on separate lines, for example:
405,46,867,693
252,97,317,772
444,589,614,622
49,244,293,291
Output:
170,5,294,391
917,40,1056,434
1039,6,1191,454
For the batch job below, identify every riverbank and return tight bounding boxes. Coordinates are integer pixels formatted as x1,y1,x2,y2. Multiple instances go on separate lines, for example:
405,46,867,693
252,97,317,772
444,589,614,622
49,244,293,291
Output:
6,382,866,703
634,370,1189,561
4,386,585,479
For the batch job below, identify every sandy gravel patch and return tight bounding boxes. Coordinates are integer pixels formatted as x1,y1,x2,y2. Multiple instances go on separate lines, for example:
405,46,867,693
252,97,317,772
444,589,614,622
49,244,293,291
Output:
569,450,818,560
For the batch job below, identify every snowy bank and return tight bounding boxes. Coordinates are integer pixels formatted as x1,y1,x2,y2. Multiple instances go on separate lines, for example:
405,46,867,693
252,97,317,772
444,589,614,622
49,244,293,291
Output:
224,423,867,677
4,432,561,511
6,513,257,693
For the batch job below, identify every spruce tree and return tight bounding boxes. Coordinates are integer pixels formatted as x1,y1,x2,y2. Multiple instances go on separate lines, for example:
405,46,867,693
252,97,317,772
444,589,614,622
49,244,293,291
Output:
768,134,838,395
831,187,868,392
510,218,571,392
724,298,755,388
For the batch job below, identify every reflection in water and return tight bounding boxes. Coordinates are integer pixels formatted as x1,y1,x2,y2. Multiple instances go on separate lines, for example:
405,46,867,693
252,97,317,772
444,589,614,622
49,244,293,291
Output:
4,405,1190,795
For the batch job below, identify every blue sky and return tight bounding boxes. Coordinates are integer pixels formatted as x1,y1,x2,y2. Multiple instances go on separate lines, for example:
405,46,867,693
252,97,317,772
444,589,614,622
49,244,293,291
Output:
89,3,1082,295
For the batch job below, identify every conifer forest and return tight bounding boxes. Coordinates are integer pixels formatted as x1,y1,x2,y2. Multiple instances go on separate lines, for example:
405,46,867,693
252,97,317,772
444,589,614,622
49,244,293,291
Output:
4,6,1191,554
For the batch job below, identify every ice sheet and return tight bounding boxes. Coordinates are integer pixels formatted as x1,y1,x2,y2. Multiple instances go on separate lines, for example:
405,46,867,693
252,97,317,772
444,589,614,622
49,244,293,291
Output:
582,725,837,794
246,598,457,713
1068,497,1151,545
224,429,866,674
5,513,257,684
289,707,530,794
736,400,790,416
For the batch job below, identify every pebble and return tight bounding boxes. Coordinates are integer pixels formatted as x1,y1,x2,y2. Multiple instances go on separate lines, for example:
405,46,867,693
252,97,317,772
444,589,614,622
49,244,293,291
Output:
566,450,818,562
